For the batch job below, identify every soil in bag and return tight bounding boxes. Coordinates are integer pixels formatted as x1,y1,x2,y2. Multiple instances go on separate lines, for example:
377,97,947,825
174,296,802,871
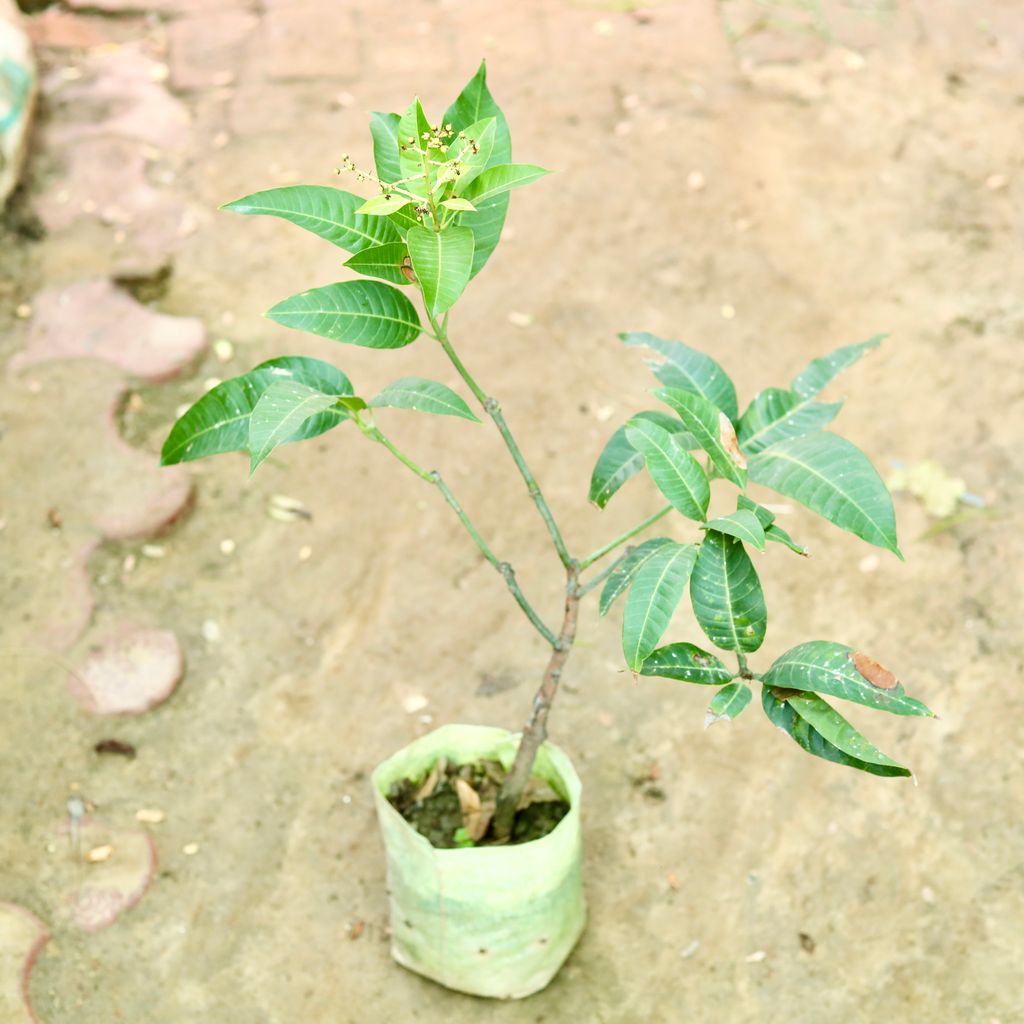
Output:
387,758,569,849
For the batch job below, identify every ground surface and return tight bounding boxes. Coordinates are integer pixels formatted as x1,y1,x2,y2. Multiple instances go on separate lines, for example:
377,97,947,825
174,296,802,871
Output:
1,1,1023,1022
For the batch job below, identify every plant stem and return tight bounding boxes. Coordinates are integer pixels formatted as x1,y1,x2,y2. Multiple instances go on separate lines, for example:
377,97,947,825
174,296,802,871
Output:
492,563,581,842
577,547,633,597
578,504,673,570
430,313,574,569
367,426,557,646
736,651,751,679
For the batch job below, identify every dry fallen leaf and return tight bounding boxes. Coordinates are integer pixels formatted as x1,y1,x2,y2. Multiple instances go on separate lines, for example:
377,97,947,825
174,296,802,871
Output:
86,844,113,863
516,776,562,810
454,778,494,842
349,919,365,940
719,412,747,469
667,872,681,891
414,758,444,801
850,651,898,690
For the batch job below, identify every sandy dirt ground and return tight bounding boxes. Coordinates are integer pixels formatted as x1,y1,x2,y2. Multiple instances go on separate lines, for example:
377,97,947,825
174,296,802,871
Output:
2,1,1023,1021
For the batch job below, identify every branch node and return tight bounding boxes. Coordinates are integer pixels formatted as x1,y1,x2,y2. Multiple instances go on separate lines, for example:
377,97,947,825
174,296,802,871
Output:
483,397,500,415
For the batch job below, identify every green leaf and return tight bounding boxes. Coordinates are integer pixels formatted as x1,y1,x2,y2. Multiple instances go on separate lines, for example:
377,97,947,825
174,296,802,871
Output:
639,642,732,685
737,494,775,527
765,522,807,556
598,537,676,615
762,640,933,717
266,280,421,349
343,243,411,286
690,531,767,653
706,681,752,725
161,357,352,466
406,224,475,315
625,418,710,521
369,112,402,184
737,387,841,455
248,380,343,472
449,117,497,192
397,98,432,192
461,163,549,204
588,411,694,509
762,688,911,777
443,62,511,165
621,332,738,420
441,198,477,213
355,193,415,217
792,334,884,399
222,186,401,254
702,509,766,551
369,377,479,421
747,432,900,556
443,62,512,278
654,388,748,489
387,205,421,238
622,542,699,671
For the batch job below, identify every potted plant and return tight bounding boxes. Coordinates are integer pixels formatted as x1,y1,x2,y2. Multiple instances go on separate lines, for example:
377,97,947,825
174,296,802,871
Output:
162,64,932,999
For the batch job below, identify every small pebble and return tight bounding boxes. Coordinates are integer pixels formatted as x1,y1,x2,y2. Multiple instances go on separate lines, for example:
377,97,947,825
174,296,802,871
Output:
141,544,165,558
745,950,767,963
402,694,429,714
686,170,706,191
508,311,533,328
680,939,700,959
213,131,230,149
213,338,234,362
268,494,311,521
859,554,880,573
341,794,352,805
720,304,736,320
126,393,144,412
985,173,1008,191
135,809,165,825
593,404,615,423
219,538,236,556
86,844,113,863
593,18,614,35
15,302,32,319
921,885,935,904
201,620,222,644
298,545,313,561
122,554,137,574
148,63,169,82
182,842,199,856
202,377,222,392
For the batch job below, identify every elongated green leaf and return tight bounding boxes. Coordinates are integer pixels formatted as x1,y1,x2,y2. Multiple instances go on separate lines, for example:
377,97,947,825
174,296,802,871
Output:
702,509,766,551
762,688,910,777
406,224,474,315
747,432,900,556
369,377,479,421
443,62,511,165
792,334,884,399
598,537,676,615
639,642,732,685
387,205,421,238
762,640,933,717
765,522,807,556
706,681,752,725
222,186,400,254
249,380,342,472
655,388,748,489
370,112,402,184
344,243,411,286
355,193,415,217
737,494,775,527
267,280,421,349
625,419,709,521
461,163,549,204
162,357,352,465
690,531,766,653
588,411,695,508
443,62,511,278
449,117,496,192
621,332,738,420
397,98,431,192
441,198,477,212
622,542,698,671
737,387,841,455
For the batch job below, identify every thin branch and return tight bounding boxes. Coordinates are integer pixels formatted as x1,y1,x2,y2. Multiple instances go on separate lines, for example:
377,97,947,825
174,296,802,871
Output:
578,504,673,570
430,313,574,569
577,547,634,598
367,426,557,647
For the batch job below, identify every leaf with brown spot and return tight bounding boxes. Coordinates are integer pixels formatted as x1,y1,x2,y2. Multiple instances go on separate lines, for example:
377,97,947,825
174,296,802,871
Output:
719,411,747,470
850,651,899,690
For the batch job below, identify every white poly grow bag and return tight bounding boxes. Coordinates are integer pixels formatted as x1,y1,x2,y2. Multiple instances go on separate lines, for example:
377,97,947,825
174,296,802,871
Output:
372,724,586,999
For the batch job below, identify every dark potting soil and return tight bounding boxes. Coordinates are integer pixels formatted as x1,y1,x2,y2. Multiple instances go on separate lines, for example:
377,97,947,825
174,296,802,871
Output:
386,758,569,849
